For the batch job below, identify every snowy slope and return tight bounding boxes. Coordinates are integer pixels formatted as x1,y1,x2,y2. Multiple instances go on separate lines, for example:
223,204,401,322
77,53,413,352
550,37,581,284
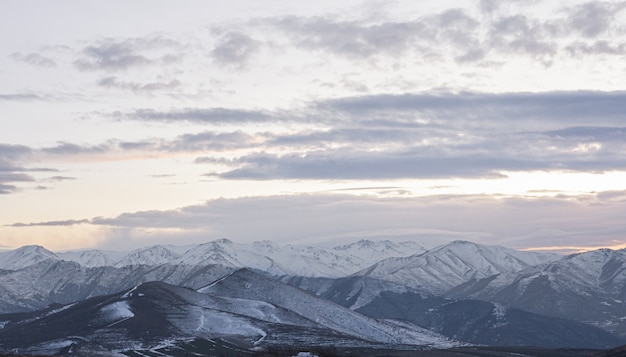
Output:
0,259,235,312
198,268,459,347
462,248,626,338
57,249,126,268
0,245,59,271
3,238,424,278
0,280,458,356
113,245,181,267
356,240,559,294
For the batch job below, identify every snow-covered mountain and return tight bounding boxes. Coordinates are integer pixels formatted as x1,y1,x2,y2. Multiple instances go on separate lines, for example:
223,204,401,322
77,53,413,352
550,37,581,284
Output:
355,240,559,294
0,259,235,312
0,238,427,313
452,248,626,338
0,238,425,278
0,245,59,270
0,276,460,356
282,275,620,348
3,238,626,350
198,268,458,347
57,249,126,268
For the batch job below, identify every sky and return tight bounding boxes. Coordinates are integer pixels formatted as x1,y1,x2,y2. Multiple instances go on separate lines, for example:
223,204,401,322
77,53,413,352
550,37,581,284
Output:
1,0,626,253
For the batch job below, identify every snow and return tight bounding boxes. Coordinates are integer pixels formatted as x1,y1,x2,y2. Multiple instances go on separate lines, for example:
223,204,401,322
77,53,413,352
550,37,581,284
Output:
177,305,267,338
493,303,507,320
3,238,427,278
99,301,134,324
200,269,461,347
121,285,139,298
0,245,59,270
356,240,559,294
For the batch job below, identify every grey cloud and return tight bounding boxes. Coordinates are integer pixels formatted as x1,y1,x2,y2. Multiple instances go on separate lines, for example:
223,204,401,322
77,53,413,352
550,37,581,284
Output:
170,131,259,151
13,193,626,250
489,15,557,61
119,90,626,128
271,11,481,60
216,146,625,180
210,31,260,69
95,90,626,180
0,184,18,194
567,1,626,38
321,91,626,125
274,16,426,57
478,0,499,14
42,142,108,155
7,219,89,227
0,144,32,159
98,76,181,93
0,144,34,194
544,126,626,139
566,40,626,55
9,52,56,67
48,176,76,181
261,2,626,65
125,107,272,124
74,36,183,72
596,190,626,202
0,93,46,101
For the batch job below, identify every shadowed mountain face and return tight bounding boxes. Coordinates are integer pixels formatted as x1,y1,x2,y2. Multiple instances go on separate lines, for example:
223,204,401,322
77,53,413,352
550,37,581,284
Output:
443,249,626,338
282,275,623,349
0,273,460,356
1,239,626,354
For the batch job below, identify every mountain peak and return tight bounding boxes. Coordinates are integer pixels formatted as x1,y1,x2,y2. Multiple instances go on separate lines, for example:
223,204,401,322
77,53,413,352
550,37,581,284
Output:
15,244,54,253
0,244,59,270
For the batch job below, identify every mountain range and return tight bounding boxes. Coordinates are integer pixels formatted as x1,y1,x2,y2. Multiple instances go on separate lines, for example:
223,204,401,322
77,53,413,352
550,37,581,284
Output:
1,239,625,355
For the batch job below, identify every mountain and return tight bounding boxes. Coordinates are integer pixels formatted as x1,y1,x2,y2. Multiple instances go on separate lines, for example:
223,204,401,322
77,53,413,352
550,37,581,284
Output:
198,268,459,347
3,238,626,351
113,245,182,267
0,278,459,356
356,290,622,349
452,248,626,338
355,240,559,294
4,239,423,278
0,245,59,271
282,275,622,349
332,239,426,261
57,249,126,268
0,259,234,312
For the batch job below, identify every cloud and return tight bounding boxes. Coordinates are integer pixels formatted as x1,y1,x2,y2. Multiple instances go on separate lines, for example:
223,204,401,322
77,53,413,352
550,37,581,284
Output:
255,2,626,66
320,91,626,125
47,176,77,181
8,52,56,67
0,93,46,101
122,107,273,124
488,15,557,62
7,219,90,227
216,151,516,180
42,142,108,155
97,76,182,93
83,91,626,179
0,144,35,194
566,1,626,38
73,36,183,72
210,31,260,69
273,16,427,58
9,193,626,250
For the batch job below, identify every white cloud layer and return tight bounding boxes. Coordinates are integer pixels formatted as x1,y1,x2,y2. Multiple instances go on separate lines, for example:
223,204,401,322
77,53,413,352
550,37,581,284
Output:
1,0,626,251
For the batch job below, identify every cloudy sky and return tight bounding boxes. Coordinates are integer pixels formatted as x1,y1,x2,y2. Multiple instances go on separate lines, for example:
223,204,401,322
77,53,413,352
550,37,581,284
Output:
1,0,626,252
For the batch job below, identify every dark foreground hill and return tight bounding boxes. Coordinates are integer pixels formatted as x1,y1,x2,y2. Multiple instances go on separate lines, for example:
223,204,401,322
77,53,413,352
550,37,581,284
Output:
0,276,458,356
